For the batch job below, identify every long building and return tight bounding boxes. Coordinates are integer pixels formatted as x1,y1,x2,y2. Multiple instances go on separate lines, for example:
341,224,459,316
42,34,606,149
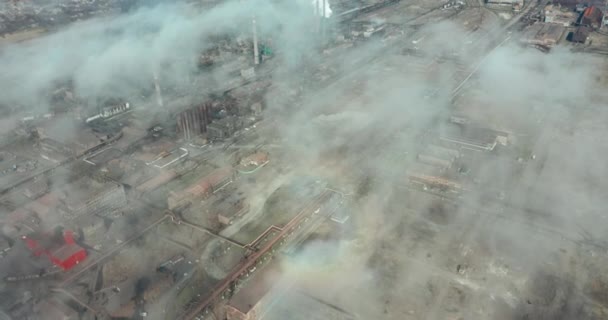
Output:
168,167,235,209
64,178,127,218
485,0,523,6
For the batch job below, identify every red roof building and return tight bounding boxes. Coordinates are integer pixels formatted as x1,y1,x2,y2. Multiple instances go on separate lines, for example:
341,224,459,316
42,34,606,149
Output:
581,6,603,28
23,230,87,271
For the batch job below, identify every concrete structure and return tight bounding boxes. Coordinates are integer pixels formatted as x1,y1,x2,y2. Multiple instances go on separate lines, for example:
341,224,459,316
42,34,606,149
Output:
5,207,42,237
39,138,75,163
168,167,235,209
86,101,131,123
64,178,127,219
486,0,523,6
136,169,178,193
570,26,591,43
72,215,106,242
183,190,333,320
520,23,566,49
34,298,78,320
225,264,283,320
207,116,243,141
213,193,249,226
544,4,578,26
440,122,508,152
23,177,49,199
177,103,212,141
37,117,115,161
101,101,130,118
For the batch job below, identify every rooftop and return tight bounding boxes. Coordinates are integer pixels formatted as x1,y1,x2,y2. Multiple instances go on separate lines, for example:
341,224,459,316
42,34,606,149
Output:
228,263,284,314
34,298,78,320
51,243,84,261
36,116,109,153
260,290,356,320
63,177,123,211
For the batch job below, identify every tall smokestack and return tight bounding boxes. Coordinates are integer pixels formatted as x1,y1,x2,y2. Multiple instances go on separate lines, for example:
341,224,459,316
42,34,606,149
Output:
253,16,260,65
322,0,326,36
153,71,164,107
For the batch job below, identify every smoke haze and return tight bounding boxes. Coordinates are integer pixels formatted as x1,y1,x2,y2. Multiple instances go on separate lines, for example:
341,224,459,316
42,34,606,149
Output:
1,0,608,319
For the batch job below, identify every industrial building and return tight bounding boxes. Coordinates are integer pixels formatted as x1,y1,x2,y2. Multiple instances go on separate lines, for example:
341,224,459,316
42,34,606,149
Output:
416,145,460,172
580,6,604,28
86,100,131,123
23,177,49,199
439,122,508,152
520,23,566,49
5,207,42,237
64,178,127,219
553,0,607,10
71,215,106,243
226,263,355,320
3,0,608,319
211,192,250,226
544,4,578,26
177,102,212,141
570,26,591,43
485,0,523,6
37,116,116,161
207,116,244,141
135,169,178,193
38,138,76,163
23,230,87,271
168,167,235,209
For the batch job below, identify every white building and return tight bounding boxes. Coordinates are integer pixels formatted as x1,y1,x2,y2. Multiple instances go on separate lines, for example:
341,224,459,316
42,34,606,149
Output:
486,0,523,6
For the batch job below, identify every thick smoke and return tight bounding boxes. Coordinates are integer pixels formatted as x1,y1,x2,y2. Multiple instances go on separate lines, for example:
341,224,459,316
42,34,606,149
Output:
0,0,321,112
1,1,607,319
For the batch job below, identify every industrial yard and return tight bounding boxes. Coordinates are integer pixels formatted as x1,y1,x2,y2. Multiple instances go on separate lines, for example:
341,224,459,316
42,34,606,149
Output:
0,0,608,319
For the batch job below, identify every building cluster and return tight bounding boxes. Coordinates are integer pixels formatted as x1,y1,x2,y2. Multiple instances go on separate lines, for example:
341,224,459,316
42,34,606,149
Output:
544,4,580,26
545,3,605,28
0,0,153,35
1,174,127,278
517,0,608,48
406,116,509,195
36,116,122,163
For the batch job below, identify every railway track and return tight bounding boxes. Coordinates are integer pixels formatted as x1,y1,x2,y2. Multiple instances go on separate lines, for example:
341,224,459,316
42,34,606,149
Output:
180,189,334,319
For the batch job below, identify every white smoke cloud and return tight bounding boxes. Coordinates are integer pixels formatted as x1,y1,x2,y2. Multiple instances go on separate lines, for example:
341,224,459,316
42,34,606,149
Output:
311,0,332,18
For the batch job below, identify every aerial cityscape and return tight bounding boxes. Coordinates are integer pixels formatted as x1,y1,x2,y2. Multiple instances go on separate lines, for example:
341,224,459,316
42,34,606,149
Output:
0,0,607,319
